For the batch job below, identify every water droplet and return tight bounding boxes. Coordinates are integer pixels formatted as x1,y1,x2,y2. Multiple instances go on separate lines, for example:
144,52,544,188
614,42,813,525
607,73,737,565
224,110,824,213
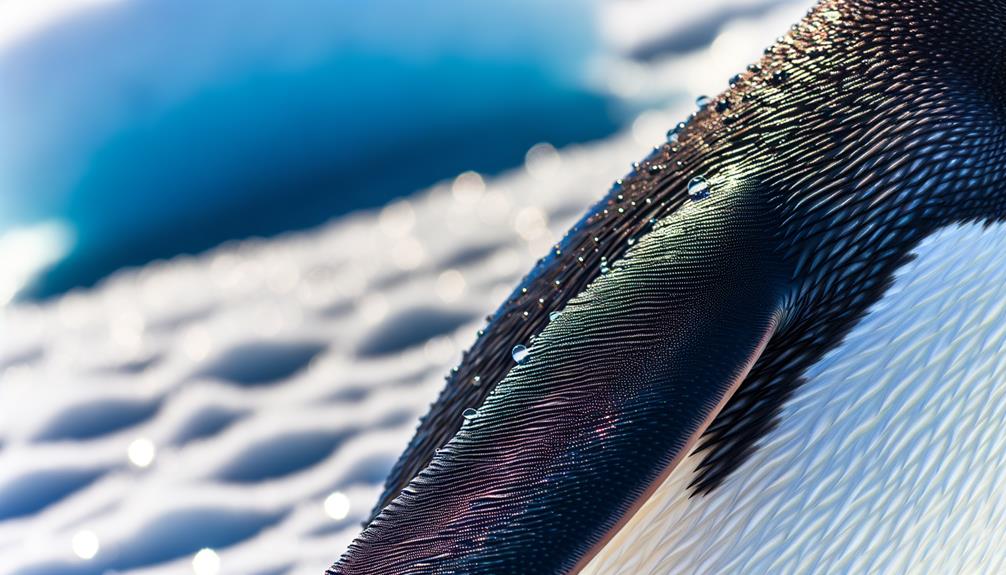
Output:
688,176,710,200
696,95,712,108
463,408,478,420
715,99,730,113
512,345,529,364
729,73,743,85
747,64,762,73
549,311,563,321
472,375,482,385
666,122,686,144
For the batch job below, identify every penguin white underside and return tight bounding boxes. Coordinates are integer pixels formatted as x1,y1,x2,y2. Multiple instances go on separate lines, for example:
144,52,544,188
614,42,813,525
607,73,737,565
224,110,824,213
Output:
584,221,1006,575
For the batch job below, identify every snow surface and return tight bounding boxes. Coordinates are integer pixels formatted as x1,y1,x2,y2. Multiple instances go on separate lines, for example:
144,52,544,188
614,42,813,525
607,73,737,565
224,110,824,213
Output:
0,1,810,573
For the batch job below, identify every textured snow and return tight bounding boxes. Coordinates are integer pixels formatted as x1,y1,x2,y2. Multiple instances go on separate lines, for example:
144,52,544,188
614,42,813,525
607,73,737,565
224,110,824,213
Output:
0,2,810,574
0,134,651,575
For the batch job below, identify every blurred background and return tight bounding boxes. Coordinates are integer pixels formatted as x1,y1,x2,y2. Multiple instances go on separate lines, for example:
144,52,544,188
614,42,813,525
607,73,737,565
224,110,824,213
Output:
0,0,809,573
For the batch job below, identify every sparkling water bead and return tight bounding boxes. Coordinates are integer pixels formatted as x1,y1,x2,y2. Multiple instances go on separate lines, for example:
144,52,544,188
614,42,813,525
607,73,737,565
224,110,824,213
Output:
667,122,686,144
688,176,710,200
512,345,529,364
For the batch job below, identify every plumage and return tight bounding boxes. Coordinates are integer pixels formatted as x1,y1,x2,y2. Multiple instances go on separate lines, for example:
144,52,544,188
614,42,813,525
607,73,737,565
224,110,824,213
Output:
330,0,1006,572
585,222,1006,574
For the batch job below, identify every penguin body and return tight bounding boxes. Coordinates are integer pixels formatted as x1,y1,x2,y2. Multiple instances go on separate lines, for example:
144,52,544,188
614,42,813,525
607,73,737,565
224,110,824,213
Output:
585,221,1006,574
330,1,1006,572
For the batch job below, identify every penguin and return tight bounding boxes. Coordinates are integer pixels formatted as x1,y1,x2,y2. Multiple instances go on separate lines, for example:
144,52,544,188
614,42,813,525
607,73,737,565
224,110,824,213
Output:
329,0,1006,572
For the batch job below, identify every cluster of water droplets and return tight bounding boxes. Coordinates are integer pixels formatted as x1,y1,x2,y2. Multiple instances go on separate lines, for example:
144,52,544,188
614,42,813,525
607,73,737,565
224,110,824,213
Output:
655,97,720,204
457,65,761,427
666,121,686,145
451,48,803,436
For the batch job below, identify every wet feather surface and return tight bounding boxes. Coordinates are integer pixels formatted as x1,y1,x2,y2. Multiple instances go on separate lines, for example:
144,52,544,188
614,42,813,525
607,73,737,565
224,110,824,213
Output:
340,0,1006,572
